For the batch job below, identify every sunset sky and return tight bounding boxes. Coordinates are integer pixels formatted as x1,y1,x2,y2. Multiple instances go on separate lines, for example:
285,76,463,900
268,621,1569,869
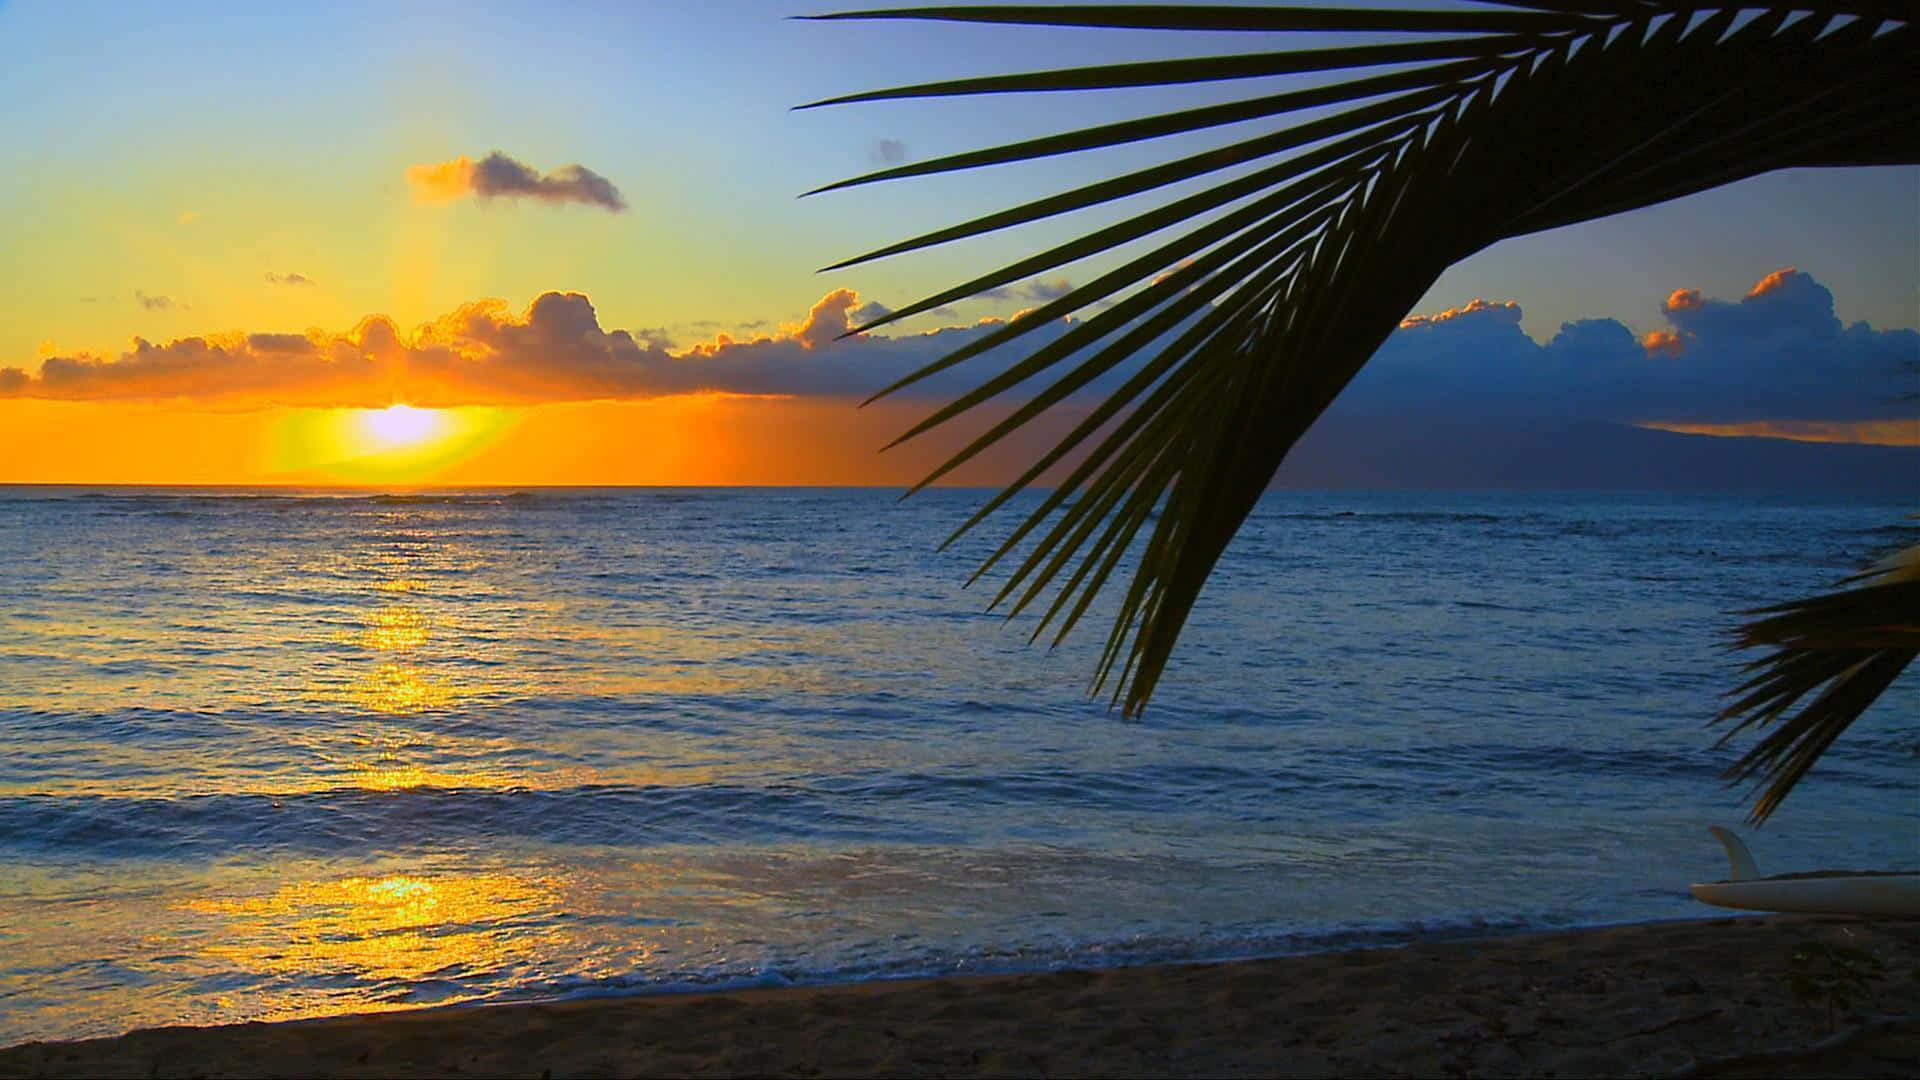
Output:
2,0,1915,486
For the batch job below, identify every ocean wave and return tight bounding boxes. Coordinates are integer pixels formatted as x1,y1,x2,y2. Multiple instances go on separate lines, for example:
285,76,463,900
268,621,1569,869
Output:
1259,510,1515,525
488,906,1637,1012
0,784,954,858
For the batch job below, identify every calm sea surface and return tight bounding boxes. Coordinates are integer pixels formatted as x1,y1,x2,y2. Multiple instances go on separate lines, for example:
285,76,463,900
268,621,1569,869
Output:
0,487,1914,1044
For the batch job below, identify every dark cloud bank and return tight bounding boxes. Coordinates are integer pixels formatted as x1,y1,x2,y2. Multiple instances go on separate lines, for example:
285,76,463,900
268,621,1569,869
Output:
1281,268,1916,490
5,269,1913,491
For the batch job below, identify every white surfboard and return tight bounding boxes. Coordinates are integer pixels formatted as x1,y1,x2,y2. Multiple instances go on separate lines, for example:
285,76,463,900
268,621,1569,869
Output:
1690,826,1920,917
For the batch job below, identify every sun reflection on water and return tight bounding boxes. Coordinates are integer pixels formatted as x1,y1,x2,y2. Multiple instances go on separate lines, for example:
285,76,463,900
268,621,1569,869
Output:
184,872,564,987
346,760,528,792
337,604,434,651
304,520,520,787
326,556,460,713
345,663,455,714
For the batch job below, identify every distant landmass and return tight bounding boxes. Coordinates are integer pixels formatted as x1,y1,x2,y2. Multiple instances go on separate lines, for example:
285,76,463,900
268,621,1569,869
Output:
1278,417,1919,492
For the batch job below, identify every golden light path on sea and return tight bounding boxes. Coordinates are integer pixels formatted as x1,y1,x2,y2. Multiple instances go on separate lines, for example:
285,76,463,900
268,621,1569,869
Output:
182,872,571,993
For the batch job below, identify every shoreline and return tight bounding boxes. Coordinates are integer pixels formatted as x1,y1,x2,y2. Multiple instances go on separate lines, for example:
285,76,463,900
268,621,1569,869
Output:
5,915,1916,1078
463,912,1722,1013
432,911,1810,1021
0,911,1747,1049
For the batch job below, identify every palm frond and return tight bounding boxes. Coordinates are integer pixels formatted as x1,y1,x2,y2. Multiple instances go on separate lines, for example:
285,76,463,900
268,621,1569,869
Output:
1716,545,1920,823
805,3,1919,734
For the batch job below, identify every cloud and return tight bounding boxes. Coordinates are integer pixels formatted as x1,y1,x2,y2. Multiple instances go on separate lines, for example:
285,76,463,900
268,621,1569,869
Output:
265,272,315,287
1746,266,1798,298
870,138,908,165
627,326,675,350
5,269,1911,453
780,288,864,350
0,289,1080,409
1341,267,1917,438
1663,287,1702,313
1023,277,1074,303
978,277,1077,304
136,291,177,311
851,299,893,326
1640,329,1685,357
406,151,627,212
1396,296,1519,330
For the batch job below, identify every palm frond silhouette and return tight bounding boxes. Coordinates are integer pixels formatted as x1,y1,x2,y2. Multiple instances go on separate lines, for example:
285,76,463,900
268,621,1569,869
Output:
1717,543,1919,822
802,2,1918,820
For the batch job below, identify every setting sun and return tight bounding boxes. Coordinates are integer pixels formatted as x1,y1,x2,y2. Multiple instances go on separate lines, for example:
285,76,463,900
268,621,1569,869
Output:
360,405,442,450
257,406,518,484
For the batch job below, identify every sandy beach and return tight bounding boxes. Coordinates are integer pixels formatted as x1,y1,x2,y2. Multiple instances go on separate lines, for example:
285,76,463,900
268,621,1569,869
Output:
3,914,1915,1078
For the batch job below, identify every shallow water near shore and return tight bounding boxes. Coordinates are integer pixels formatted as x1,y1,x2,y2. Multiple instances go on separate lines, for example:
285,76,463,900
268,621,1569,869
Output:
1,486,1914,1045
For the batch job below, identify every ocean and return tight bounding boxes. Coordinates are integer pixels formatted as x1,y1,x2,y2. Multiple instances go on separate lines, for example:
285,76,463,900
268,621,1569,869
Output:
0,486,1913,1045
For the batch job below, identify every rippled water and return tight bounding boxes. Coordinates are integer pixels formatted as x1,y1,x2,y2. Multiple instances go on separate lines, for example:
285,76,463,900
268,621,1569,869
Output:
0,487,1914,1044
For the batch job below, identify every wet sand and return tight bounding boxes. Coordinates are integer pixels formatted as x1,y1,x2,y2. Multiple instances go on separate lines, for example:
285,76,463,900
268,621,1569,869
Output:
4,915,1916,1078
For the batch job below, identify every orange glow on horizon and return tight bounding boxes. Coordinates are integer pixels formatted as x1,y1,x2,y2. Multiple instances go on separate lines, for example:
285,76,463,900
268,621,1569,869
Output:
0,396,1086,487
266,405,516,484
1638,418,1919,446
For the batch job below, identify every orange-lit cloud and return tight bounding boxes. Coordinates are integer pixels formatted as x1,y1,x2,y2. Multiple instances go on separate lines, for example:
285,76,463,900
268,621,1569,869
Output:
0,289,1084,409
1398,297,1519,330
1150,261,1194,287
769,288,867,350
1663,287,1702,312
4,293,700,407
1746,266,1799,298
1638,419,1918,446
1640,329,1687,357
406,151,626,211
264,272,315,287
